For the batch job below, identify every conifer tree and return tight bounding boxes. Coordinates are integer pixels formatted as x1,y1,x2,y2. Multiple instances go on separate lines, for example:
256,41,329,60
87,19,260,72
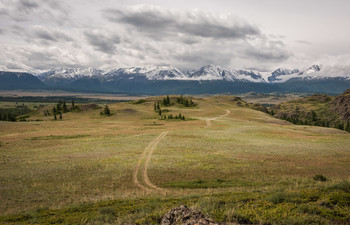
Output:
56,103,61,113
72,100,75,110
63,100,68,113
167,95,170,105
157,101,160,111
311,110,317,122
154,102,157,111
59,112,63,120
104,105,111,115
158,109,162,116
54,113,57,120
345,121,350,132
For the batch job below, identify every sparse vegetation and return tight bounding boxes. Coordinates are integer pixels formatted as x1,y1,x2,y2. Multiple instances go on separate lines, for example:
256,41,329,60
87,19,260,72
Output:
0,94,349,224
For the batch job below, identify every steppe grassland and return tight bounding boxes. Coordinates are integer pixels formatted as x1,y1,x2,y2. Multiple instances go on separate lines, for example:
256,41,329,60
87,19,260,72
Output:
0,96,350,217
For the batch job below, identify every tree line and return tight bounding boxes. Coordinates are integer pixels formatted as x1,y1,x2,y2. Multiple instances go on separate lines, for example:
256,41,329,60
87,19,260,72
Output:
272,109,350,133
0,104,32,122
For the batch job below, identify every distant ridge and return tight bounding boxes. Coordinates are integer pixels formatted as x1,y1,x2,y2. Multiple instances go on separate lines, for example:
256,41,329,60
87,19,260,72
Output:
1,64,350,94
0,71,46,90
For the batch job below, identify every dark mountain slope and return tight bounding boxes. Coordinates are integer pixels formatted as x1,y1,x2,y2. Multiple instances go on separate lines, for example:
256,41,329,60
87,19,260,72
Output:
0,71,46,90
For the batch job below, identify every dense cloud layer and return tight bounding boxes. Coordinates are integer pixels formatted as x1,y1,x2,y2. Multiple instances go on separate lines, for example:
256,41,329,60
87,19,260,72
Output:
104,6,260,40
1,1,347,72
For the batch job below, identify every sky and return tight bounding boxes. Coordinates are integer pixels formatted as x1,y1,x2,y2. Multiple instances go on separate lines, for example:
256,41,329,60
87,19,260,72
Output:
0,0,350,72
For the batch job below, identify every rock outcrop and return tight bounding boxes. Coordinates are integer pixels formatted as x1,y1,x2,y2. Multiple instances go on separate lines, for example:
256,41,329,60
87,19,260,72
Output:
161,205,219,225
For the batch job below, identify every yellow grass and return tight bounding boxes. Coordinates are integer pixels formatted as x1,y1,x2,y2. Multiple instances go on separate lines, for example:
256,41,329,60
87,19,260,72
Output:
0,95,349,216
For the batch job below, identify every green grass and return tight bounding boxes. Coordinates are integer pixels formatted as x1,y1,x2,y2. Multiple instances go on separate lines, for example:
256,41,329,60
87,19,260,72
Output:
163,179,262,189
1,182,350,224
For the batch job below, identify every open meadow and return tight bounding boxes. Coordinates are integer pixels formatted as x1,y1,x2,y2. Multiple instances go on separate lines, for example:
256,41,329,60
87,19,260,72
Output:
0,95,350,224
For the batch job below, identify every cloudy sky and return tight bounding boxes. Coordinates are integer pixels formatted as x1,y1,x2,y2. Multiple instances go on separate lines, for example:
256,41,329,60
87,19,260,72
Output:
1,0,350,72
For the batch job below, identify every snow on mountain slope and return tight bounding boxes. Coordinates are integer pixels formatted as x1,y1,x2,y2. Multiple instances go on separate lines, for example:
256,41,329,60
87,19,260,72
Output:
187,65,264,82
268,68,300,82
37,67,105,81
269,65,350,83
35,64,350,84
111,65,189,80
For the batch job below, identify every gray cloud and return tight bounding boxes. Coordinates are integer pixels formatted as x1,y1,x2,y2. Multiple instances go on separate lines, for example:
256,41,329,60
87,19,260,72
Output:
0,0,70,24
104,5,260,40
0,2,291,72
84,31,121,54
244,39,290,62
31,26,73,42
16,0,39,11
295,40,312,45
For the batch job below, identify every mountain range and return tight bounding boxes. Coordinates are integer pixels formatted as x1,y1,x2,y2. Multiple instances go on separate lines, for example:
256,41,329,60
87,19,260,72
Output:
1,64,350,94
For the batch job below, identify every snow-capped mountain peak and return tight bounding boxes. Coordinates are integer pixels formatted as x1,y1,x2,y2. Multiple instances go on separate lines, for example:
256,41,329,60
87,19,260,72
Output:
34,63,350,85
268,68,300,82
301,64,323,75
37,67,104,79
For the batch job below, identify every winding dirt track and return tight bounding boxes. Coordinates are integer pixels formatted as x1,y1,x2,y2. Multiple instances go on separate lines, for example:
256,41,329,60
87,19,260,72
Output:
133,131,168,193
205,108,230,128
133,107,230,194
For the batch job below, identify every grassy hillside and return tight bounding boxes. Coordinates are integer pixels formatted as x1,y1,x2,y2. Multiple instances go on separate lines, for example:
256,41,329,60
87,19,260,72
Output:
271,89,350,132
0,95,349,224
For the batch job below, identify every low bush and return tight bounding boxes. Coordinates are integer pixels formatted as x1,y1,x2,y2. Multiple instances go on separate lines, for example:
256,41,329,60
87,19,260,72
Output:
313,174,328,182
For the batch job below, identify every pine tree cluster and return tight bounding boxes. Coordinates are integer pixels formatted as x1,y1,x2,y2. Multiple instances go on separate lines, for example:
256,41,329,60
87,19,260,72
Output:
162,95,171,106
51,100,76,120
160,113,185,120
176,95,195,107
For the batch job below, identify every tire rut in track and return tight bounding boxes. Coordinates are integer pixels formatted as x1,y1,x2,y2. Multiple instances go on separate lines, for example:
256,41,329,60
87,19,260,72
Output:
133,131,168,193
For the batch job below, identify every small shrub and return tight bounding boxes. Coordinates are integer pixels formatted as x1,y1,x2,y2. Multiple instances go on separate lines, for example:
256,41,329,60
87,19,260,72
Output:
131,99,146,104
194,179,204,184
313,174,328,182
313,174,327,182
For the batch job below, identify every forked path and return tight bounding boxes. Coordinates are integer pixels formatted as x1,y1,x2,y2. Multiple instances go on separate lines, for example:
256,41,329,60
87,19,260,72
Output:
205,107,230,128
133,106,230,193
